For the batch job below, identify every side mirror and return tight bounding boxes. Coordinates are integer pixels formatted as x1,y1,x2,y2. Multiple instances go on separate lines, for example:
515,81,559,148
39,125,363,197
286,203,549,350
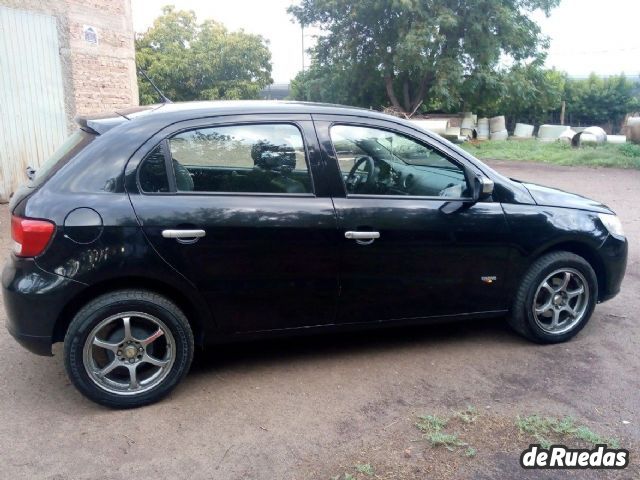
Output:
440,174,494,215
472,175,494,202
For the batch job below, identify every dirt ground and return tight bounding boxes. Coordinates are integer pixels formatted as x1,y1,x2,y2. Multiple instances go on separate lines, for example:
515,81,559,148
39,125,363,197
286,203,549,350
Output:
0,160,638,479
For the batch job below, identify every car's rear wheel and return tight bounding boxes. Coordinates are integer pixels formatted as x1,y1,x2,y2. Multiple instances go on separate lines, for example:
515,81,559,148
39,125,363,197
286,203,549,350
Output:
64,290,194,408
508,251,598,343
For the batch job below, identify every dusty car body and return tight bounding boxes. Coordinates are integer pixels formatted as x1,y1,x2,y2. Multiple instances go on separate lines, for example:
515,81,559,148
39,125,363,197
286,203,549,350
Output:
2,101,627,407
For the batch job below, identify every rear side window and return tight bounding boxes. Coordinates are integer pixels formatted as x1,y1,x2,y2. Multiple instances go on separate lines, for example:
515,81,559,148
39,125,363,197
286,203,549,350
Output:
139,143,170,193
167,124,313,194
33,130,95,185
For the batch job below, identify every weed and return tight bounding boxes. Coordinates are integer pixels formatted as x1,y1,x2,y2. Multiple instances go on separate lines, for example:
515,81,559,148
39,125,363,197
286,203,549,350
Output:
618,142,640,158
429,431,467,451
354,463,374,476
573,426,620,449
416,412,474,454
454,406,478,424
416,414,448,433
331,474,355,480
465,447,477,457
516,415,620,448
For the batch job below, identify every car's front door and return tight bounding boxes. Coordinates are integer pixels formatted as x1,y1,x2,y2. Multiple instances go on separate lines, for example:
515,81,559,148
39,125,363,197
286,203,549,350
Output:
129,116,339,333
314,117,512,324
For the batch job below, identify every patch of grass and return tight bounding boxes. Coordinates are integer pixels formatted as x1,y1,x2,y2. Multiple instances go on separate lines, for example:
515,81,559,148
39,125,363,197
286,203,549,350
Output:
331,474,355,480
516,415,620,448
462,139,640,169
465,447,477,457
429,431,468,451
618,142,640,158
416,414,449,432
354,463,374,476
416,413,472,453
454,406,478,424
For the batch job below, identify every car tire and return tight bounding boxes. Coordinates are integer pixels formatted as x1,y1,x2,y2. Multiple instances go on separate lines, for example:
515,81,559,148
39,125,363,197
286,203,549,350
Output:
508,251,598,343
64,290,194,408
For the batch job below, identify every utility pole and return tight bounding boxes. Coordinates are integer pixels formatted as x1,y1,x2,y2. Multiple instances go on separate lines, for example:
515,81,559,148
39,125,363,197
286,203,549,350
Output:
301,25,305,72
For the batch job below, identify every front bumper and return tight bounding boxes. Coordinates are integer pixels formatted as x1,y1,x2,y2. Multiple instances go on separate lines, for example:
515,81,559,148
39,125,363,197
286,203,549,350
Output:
598,233,628,302
2,256,85,356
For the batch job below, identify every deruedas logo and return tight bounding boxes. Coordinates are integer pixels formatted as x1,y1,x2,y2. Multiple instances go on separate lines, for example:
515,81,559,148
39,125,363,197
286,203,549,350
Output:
521,444,629,469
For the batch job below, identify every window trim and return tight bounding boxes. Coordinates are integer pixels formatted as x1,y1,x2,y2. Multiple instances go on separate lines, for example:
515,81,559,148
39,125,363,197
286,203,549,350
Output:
137,121,316,197
136,140,173,194
328,122,474,202
161,138,178,192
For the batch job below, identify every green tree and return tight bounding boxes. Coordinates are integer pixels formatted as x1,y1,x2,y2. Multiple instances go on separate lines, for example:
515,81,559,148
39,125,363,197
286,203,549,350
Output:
460,63,565,125
289,0,559,114
564,74,640,129
289,62,387,107
136,6,273,104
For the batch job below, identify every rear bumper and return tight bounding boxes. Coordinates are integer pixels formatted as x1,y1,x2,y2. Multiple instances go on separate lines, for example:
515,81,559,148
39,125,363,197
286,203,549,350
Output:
598,234,628,302
2,256,85,356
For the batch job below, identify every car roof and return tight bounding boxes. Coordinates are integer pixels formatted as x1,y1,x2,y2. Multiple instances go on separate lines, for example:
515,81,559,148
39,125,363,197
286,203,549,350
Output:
78,100,394,134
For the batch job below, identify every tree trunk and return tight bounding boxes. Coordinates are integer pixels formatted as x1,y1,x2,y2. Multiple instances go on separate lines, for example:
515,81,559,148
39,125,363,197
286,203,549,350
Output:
385,71,434,115
411,72,433,112
402,78,411,113
384,75,404,112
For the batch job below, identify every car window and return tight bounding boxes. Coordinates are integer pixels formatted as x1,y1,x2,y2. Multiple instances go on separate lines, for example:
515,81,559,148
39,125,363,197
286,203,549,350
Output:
330,125,469,198
32,130,95,186
167,124,313,194
139,143,170,193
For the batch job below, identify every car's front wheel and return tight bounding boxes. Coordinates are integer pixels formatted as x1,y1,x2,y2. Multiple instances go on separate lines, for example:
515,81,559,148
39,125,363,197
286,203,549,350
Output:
64,290,194,408
508,251,598,343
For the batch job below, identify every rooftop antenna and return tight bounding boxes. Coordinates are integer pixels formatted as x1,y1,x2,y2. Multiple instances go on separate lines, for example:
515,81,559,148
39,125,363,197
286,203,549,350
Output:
137,68,172,103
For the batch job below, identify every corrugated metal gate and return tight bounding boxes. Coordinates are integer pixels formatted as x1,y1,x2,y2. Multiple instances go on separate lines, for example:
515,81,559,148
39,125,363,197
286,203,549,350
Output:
0,6,67,202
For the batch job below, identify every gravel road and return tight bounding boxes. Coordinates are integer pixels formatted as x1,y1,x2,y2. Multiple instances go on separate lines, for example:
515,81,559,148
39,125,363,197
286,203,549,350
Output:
0,160,638,479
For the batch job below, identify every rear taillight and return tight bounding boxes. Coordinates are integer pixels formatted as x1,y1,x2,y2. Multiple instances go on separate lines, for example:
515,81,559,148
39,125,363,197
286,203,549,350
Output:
11,216,55,257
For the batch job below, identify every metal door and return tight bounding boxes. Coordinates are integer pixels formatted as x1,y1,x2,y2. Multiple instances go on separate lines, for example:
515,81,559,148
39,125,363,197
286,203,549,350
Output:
0,6,67,202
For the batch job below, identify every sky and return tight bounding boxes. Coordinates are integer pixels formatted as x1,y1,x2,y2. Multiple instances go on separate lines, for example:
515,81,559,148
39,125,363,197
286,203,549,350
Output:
131,0,640,83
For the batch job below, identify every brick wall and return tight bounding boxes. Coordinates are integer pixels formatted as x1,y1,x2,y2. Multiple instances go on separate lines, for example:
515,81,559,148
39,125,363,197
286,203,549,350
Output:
0,0,138,128
65,0,138,116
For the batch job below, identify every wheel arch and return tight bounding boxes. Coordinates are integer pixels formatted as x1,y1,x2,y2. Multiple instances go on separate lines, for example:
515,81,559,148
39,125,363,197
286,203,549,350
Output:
52,276,208,347
533,240,606,300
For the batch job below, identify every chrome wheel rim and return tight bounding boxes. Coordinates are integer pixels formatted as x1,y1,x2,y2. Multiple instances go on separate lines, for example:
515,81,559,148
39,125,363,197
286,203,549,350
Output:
83,312,176,395
532,268,589,335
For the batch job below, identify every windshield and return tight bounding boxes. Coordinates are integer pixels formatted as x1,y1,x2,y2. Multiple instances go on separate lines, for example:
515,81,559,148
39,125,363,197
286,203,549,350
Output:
33,130,95,185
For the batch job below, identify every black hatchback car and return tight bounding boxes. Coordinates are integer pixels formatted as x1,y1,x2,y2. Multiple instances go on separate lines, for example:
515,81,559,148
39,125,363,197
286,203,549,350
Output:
3,101,627,408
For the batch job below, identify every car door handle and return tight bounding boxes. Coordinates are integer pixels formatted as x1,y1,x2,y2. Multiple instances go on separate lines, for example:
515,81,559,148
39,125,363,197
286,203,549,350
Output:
345,231,380,240
161,229,206,239
345,231,380,246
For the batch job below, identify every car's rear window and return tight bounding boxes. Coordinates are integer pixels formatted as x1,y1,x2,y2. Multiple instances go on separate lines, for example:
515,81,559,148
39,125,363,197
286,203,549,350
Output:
33,129,96,186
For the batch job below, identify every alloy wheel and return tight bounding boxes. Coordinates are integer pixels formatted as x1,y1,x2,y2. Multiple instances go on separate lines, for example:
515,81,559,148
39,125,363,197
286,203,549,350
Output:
532,268,590,335
82,311,176,395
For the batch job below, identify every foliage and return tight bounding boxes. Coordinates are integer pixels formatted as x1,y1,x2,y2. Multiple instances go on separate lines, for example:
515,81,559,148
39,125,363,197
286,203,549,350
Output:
416,414,469,452
465,446,477,457
516,415,620,449
564,74,640,128
354,463,374,476
289,0,560,113
618,142,640,158
454,406,479,424
136,6,272,104
463,139,640,169
289,63,387,108
462,64,566,126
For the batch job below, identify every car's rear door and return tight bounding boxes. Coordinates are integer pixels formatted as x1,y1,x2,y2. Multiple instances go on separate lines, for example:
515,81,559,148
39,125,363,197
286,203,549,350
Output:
313,115,512,324
128,114,340,333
